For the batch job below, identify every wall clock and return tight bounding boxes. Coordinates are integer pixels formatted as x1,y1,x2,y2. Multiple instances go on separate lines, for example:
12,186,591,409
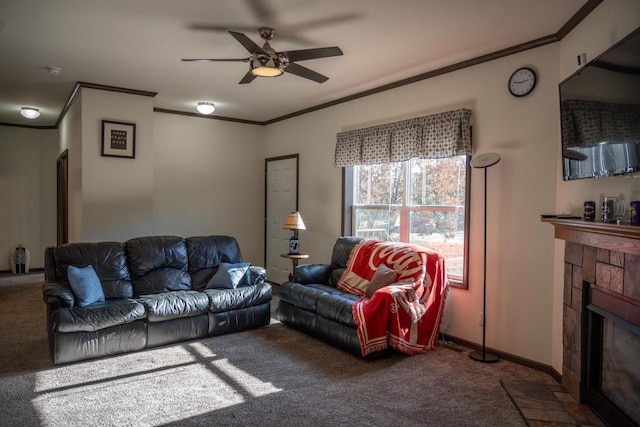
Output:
508,67,537,97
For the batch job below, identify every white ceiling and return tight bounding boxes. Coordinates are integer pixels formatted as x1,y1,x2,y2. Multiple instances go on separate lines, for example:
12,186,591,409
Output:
0,0,592,126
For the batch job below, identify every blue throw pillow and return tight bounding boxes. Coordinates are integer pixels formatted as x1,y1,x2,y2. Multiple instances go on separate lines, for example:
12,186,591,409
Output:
207,262,251,289
67,265,106,307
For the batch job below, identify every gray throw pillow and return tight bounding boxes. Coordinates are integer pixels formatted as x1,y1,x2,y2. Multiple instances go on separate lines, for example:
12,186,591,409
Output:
364,263,398,297
206,262,251,289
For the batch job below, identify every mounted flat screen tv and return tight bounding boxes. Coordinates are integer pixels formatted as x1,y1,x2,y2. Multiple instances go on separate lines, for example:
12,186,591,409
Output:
560,27,640,180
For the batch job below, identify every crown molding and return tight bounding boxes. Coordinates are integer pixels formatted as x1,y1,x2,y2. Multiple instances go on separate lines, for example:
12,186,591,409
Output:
153,108,263,126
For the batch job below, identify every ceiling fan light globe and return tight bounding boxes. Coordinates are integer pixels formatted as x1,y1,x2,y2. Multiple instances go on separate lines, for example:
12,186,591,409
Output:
251,66,283,77
196,102,215,114
20,107,40,119
250,55,284,77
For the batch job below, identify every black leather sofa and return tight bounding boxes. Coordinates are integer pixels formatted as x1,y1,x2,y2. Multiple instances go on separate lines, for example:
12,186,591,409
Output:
277,236,367,356
43,235,271,364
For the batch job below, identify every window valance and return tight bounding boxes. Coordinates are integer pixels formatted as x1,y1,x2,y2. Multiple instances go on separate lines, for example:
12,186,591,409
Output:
561,99,640,148
334,108,472,167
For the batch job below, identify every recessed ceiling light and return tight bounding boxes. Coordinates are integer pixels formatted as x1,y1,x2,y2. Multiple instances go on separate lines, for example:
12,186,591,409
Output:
196,102,215,115
20,107,40,119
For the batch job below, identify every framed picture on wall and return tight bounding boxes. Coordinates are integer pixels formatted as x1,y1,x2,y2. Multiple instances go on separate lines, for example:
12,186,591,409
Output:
101,120,136,159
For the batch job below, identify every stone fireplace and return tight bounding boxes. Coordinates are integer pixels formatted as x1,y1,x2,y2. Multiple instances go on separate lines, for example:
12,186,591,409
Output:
544,218,640,426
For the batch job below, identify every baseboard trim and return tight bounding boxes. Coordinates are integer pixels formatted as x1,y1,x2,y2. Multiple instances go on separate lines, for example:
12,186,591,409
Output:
0,268,44,275
440,333,562,383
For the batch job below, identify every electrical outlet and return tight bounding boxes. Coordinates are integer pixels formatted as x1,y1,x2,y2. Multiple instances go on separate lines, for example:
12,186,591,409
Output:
478,312,484,326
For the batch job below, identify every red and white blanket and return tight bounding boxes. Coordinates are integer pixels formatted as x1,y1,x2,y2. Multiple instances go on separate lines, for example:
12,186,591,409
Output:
337,239,449,357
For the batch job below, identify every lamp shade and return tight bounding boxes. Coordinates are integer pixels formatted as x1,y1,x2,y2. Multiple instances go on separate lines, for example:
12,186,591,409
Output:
283,211,306,230
470,152,501,169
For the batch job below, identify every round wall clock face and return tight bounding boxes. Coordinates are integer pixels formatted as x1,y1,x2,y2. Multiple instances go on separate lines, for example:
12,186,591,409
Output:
508,67,537,97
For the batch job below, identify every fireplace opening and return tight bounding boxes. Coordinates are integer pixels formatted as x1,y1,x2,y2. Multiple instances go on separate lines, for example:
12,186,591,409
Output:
584,283,640,427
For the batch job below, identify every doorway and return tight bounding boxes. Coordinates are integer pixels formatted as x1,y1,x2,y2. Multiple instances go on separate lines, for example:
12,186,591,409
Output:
57,150,68,245
265,155,299,284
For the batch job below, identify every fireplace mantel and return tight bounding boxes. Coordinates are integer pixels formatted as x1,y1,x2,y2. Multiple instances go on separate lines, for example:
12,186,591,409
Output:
544,216,640,424
542,218,640,255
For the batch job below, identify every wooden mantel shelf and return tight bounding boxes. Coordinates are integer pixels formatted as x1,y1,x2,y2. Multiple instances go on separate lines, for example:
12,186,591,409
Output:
542,217,640,256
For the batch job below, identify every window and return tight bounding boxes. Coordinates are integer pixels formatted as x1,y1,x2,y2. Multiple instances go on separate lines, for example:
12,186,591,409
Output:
335,108,472,287
345,155,470,288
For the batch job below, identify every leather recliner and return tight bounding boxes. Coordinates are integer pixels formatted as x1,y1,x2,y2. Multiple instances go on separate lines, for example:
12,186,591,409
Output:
277,236,367,356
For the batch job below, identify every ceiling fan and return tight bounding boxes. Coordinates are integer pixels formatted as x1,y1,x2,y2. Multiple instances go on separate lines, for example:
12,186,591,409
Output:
182,27,343,84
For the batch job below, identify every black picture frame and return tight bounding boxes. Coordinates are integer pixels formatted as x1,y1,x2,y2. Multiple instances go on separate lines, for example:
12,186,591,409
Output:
289,237,300,255
101,120,136,159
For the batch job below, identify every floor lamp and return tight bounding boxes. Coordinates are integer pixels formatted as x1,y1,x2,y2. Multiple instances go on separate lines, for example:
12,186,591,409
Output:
469,152,501,364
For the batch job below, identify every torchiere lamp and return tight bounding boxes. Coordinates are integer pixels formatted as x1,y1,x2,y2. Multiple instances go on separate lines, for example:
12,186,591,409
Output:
283,211,306,255
469,152,501,364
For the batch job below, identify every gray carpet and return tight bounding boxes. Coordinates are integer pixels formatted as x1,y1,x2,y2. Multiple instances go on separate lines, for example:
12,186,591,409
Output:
0,274,557,426
0,273,51,374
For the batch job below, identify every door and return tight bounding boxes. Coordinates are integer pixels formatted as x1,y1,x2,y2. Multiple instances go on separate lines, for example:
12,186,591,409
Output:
57,150,69,245
265,155,298,284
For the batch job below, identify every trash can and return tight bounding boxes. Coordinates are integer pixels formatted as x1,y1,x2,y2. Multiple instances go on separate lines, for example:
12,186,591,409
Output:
10,245,30,274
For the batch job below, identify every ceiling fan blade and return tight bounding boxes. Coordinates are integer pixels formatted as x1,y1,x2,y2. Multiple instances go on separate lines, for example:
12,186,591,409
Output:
284,62,329,83
246,0,276,23
283,13,360,33
282,47,343,62
229,31,267,55
189,23,261,33
181,58,250,62
239,71,257,84
188,23,311,44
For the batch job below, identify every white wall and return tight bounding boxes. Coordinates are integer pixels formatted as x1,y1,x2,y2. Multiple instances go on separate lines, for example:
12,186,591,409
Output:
59,95,83,242
264,44,561,364
52,89,265,264
79,88,155,242
39,130,58,261
550,0,640,373
555,0,640,216
152,113,265,264
0,125,57,270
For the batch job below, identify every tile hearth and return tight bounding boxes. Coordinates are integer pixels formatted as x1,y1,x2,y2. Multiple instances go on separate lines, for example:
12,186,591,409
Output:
502,380,603,426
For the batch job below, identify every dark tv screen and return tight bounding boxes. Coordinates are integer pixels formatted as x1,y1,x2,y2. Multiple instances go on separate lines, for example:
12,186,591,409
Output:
560,27,640,180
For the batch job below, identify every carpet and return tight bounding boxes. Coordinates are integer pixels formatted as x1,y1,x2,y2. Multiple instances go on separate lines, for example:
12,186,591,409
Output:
0,274,558,426
0,273,52,373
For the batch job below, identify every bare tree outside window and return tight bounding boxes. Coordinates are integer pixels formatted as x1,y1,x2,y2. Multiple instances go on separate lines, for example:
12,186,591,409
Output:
352,155,468,285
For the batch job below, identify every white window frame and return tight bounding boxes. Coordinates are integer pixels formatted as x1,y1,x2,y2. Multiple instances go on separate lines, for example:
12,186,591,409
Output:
342,156,471,289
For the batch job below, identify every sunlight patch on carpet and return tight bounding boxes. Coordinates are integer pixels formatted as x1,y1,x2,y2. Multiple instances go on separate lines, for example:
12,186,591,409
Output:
30,342,282,426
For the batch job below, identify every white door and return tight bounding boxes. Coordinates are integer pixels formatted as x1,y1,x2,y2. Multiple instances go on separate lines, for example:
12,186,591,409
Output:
265,155,298,284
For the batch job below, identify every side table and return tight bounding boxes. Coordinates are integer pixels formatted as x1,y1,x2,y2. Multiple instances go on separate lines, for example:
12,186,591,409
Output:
280,253,309,281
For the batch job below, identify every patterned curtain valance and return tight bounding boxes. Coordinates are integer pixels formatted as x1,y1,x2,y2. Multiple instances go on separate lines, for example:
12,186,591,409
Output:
561,99,640,148
334,109,472,167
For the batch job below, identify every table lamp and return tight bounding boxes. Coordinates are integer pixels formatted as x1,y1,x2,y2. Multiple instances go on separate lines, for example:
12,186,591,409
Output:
283,211,306,254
